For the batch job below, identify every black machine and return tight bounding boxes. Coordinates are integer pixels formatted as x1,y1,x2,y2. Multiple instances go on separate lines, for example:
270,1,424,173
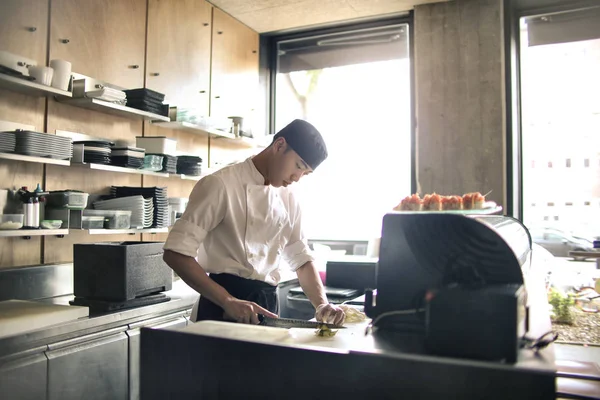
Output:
365,213,536,363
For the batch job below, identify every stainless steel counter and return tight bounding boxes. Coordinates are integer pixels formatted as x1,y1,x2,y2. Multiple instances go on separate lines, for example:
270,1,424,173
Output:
0,279,197,358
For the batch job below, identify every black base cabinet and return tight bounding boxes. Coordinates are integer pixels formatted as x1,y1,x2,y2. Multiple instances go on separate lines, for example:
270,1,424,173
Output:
47,328,129,400
0,347,48,400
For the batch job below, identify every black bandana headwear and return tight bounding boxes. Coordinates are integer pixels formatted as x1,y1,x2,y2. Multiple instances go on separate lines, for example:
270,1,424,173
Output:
273,119,328,170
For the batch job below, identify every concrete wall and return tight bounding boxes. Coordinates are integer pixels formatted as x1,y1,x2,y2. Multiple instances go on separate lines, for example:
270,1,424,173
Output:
414,0,506,206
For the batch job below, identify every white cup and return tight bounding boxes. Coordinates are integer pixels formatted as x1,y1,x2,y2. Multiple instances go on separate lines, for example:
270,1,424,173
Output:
28,65,54,86
49,59,72,91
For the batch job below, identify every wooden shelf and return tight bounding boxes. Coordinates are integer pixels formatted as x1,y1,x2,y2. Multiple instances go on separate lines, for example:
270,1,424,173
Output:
0,152,70,166
0,229,69,238
0,73,73,98
151,121,264,148
57,97,170,122
87,228,168,235
73,162,169,177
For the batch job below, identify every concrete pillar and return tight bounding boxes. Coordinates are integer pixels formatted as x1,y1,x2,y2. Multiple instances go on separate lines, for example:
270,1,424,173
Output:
414,0,506,206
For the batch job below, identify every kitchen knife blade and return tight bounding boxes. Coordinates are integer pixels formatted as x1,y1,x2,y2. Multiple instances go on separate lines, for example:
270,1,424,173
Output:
258,315,345,329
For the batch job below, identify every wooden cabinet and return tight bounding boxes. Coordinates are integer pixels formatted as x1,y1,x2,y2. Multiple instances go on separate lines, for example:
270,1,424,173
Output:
0,0,48,131
49,0,146,89
210,8,259,118
0,0,48,65
146,0,212,115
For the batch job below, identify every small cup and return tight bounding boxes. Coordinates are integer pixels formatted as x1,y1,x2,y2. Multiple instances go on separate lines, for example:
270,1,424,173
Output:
28,65,54,86
49,59,72,91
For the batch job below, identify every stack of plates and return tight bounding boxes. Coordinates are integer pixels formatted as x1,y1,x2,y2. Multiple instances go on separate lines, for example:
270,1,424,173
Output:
13,130,73,160
0,131,16,153
74,140,113,165
85,87,127,105
93,195,152,229
176,155,203,176
111,146,145,169
110,186,168,228
160,155,177,174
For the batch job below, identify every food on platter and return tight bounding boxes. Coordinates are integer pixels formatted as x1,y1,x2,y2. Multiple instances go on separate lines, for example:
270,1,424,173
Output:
393,194,422,211
393,192,490,211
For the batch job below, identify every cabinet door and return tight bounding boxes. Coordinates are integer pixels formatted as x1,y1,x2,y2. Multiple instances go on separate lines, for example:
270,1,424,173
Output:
47,332,128,400
0,0,48,65
146,0,212,114
0,349,48,400
127,316,187,400
49,0,146,89
210,8,259,118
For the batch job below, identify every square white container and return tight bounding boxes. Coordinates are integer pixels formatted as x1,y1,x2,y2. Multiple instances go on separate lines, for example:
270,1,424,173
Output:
135,137,177,156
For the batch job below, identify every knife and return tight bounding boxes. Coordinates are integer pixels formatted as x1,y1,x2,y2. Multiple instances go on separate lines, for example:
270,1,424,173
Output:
258,315,345,329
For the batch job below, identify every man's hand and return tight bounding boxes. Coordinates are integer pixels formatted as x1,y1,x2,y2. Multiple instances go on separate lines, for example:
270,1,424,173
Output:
315,303,345,325
222,298,278,324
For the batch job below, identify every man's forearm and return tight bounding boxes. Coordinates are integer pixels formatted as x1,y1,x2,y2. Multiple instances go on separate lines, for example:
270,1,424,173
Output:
296,261,328,309
163,250,233,308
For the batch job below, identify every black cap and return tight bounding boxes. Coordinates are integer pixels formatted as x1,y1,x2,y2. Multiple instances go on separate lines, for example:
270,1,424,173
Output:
273,119,328,170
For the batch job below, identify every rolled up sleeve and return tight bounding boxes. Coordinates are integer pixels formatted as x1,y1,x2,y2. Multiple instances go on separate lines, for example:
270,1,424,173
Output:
282,196,315,271
163,175,226,257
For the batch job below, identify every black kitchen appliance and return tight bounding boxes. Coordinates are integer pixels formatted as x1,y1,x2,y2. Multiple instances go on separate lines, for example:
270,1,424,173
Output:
365,213,537,363
71,241,172,311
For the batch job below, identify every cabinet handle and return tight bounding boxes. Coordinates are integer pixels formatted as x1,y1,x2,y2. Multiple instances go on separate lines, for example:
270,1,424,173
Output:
217,31,223,35
214,95,221,99
151,72,160,76
203,23,209,26
252,50,257,54
129,65,140,69
199,90,206,93
60,38,70,44
28,27,37,32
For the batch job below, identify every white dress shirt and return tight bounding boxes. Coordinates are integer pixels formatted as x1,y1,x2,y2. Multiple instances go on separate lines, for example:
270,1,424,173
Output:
163,157,315,286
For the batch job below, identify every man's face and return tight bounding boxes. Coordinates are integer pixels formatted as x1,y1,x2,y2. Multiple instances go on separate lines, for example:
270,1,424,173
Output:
269,138,313,187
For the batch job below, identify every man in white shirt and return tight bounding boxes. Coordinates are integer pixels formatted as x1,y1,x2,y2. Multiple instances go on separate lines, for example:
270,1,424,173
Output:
163,119,345,325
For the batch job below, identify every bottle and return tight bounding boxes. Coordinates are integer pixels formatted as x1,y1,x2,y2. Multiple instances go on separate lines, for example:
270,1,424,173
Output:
32,194,40,228
34,183,45,223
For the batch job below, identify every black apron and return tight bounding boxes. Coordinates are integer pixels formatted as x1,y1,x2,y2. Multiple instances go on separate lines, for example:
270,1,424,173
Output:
197,273,279,321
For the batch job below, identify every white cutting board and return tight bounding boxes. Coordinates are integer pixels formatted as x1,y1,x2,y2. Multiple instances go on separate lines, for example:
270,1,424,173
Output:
0,300,89,339
183,320,376,352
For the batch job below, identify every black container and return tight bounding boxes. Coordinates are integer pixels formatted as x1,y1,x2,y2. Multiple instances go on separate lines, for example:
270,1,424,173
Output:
74,241,172,301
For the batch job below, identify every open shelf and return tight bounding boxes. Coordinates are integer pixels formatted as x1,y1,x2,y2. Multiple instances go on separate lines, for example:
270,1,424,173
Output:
72,162,169,177
0,73,73,98
151,121,264,148
87,228,168,235
0,229,69,238
0,152,71,166
57,97,170,122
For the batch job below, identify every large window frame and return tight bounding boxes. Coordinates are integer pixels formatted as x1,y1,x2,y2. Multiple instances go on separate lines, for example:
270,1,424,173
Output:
259,15,416,244
507,0,600,222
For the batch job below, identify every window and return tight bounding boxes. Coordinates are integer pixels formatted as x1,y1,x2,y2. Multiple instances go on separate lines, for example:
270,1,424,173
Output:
520,8,600,242
273,22,412,240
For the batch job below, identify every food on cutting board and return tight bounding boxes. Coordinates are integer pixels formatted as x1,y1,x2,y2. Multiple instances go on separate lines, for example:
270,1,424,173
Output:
339,305,367,323
315,324,338,337
393,192,488,211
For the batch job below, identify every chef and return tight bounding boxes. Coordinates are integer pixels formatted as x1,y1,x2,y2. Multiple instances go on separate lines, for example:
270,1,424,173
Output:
163,119,345,325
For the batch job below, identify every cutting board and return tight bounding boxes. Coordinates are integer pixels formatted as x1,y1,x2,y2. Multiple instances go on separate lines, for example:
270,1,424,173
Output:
185,320,375,352
0,300,89,339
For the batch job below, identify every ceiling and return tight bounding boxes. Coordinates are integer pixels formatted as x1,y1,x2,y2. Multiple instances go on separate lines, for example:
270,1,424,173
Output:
208,0,449,33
